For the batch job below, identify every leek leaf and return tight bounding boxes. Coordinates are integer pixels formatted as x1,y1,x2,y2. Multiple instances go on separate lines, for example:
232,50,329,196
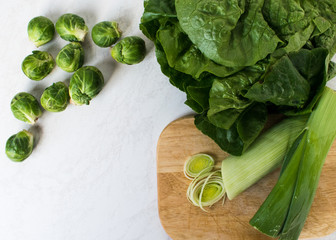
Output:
250,87,336,239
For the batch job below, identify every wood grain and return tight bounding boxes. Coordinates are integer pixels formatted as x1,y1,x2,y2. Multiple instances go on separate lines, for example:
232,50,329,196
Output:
156,116,336,240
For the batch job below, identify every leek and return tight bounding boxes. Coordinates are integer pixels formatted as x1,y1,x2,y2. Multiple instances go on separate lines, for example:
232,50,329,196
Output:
183,153,214,179
250,87,336,239
186,170,225,211
184,153,224,211
221,116,308,200
185,116,308,211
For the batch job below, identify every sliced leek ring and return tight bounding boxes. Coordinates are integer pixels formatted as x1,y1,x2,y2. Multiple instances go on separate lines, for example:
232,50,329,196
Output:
183,153,215,179
186,170,225,211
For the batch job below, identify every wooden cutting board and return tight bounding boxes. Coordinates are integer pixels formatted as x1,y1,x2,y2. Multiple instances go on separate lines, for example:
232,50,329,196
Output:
156,116,336,240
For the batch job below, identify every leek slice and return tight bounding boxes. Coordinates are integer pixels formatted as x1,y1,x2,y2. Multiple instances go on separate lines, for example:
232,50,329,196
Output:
186,170,225,211
184,153,214,179
221,116,308,200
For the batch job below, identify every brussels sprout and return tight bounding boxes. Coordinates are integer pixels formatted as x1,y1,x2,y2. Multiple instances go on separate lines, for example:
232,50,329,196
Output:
56,42,84,72
5,130,34,162
91,21,121,48
22,50,55,81
11,92,42,124
27,16,55,47
110,36,146,65
55,13,88,42
41,82,70,112
69,66,104,105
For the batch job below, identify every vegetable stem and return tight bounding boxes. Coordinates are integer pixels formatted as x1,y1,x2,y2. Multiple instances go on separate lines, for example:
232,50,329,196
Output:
250,87,336,239
221,115,308,200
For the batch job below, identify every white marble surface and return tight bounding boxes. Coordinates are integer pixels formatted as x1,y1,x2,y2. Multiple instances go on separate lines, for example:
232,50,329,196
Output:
0,1,335,240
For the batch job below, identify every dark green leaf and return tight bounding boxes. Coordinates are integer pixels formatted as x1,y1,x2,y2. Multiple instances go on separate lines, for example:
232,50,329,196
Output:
176,0,281,67
194,113,244,156
156,20,242,79
237,103,267,145
208,61,267,129
283,48,329,115
328,61,336,80
245,55,310,107
140,0,176,40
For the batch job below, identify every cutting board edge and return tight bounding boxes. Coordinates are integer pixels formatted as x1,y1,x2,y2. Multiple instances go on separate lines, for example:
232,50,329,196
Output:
156,115,196,240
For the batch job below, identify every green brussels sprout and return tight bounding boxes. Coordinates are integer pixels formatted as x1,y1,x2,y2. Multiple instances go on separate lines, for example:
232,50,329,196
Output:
40,82,70,112
22,50,55,81
69,66,104,105
5,130,34,162
11,92,42,124
91,21,121,48
27,16,55,47
110,36,146,65
56,42,84,72
55,13,88,42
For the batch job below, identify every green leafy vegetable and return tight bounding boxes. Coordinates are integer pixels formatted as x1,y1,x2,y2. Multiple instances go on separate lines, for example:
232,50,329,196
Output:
5,130,34,162
40,82,70,112
22,51,55,81
56,42,84,72
140,0,336,156
207,61,267,129
27,16,55,47
245,55,311,107
10,92,42,124
69,66,104,105
91,21,121,48
176,0,281,67
55,13,88,42
328,61,336,80
140,0,176,40
156,20,242,79
110,36,146,65
283,48,330,115
195,107,268,156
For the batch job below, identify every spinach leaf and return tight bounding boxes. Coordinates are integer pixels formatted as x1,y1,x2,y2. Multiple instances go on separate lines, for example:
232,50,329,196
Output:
309,0,336,56
207,60,267,129
186,83,212,113
314,26,336,58
155,41,195,92
195,113,245,156
176,0,281,67
156,20,242,79
262,0,316,53
155,37,213,114
245,55,311,107
262,0,336,55
237,102,267,146
328,61,336,80
312,16,332,36
283,48,329,115
140,0,176,40
195,103,267,156
246,48,329,115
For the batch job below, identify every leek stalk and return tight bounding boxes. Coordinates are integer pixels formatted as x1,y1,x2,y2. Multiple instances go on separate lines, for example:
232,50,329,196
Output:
250,87,336,239
221,116,308,200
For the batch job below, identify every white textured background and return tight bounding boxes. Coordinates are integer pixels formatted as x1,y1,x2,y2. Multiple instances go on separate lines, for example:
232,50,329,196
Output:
0,0,335,240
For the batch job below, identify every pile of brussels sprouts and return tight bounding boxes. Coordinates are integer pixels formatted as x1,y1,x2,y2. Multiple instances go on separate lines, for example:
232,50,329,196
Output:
6,13,147,162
